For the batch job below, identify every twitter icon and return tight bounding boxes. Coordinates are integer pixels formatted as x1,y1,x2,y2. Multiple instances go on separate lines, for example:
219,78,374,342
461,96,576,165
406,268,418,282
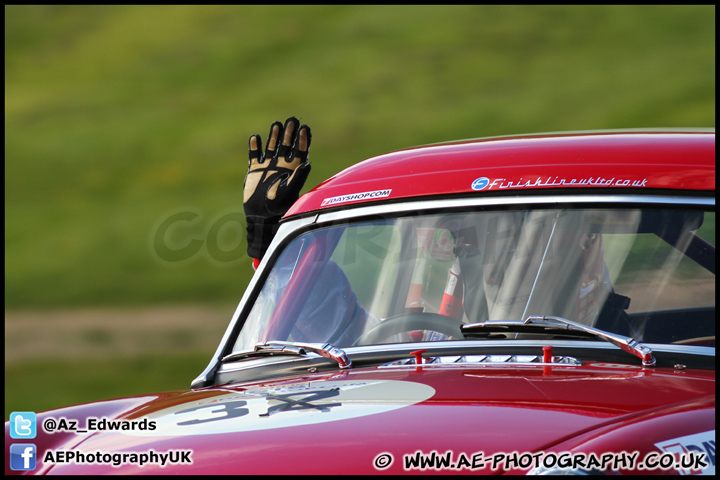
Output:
10,412,37,439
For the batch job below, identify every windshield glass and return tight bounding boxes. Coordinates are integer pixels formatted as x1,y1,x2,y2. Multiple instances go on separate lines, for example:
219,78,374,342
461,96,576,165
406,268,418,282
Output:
233,207,715,352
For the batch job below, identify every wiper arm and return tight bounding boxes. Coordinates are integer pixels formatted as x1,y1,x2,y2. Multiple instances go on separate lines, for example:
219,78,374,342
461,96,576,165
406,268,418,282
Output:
222,341,352,369
461,315,656,367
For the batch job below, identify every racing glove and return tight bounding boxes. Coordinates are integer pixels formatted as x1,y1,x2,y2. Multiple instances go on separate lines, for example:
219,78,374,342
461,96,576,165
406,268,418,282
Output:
243,117,312,260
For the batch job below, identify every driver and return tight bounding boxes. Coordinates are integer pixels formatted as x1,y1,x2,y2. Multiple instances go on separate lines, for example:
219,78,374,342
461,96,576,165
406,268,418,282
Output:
242,117,380,345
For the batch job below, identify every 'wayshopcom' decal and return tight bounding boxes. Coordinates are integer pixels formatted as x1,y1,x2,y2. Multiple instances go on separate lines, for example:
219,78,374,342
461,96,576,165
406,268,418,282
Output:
321,189,392,207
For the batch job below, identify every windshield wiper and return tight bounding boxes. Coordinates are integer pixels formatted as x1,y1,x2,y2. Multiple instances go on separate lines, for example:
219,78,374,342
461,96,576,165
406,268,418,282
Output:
222,341,352,369
461,315,656,367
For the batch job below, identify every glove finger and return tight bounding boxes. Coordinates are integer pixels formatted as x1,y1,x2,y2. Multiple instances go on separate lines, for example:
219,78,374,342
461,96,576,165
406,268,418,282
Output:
248,134,263,169
290,124,312,166
276,117,299,167
265,121,283,161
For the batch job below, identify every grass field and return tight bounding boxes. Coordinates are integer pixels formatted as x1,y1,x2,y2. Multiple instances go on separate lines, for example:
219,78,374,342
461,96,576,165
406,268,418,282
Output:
5,306,230,418
6,351,209,417
4,5,715,418
6,5,715,310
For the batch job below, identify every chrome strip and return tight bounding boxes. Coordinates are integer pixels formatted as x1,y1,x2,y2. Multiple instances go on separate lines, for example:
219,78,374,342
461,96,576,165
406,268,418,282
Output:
337,340,715,357
314,194,714,225
379,354,583,368
213,340,714,377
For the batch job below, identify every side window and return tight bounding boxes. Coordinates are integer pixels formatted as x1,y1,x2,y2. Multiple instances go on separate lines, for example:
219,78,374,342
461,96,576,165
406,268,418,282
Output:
604,212,715,313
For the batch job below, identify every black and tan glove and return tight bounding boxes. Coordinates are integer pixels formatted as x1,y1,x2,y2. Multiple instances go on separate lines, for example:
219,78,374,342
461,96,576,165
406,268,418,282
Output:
243,117,312,260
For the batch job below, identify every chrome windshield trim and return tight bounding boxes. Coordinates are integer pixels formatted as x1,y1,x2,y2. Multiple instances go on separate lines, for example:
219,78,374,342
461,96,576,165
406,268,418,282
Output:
335,340,715,357
314,194,714,225
212,340,714,377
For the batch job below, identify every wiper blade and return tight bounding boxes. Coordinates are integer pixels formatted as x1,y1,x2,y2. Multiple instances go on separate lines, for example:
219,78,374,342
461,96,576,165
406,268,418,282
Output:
461,315,656,367
222,341,352,369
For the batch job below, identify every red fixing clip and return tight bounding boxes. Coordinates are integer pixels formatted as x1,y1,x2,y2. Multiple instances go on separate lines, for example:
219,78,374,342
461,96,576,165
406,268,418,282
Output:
543,345,553,363
410,349,427,365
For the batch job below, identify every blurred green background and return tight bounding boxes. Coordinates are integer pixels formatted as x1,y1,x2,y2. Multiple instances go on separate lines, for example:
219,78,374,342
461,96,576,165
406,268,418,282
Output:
5,5,715,418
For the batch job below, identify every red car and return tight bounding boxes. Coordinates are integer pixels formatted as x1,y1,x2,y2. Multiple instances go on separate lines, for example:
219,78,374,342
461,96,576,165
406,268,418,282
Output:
6,130,715,475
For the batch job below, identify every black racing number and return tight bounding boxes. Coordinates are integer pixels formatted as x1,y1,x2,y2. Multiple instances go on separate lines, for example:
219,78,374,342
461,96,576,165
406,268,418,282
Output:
174,400,250,426
260,388,342,417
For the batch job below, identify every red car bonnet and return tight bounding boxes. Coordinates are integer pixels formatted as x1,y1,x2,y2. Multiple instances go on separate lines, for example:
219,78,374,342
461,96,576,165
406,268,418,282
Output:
22,363,715,475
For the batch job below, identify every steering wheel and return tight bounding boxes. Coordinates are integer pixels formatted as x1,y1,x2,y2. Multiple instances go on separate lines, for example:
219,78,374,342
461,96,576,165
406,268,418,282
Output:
353,312,463,346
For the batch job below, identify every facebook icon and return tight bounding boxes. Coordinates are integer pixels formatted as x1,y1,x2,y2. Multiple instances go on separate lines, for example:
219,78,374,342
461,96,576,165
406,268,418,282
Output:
10,444,37,471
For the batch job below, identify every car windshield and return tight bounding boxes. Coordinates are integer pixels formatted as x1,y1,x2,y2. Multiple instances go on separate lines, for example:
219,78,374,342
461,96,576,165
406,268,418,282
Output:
233,207,715,352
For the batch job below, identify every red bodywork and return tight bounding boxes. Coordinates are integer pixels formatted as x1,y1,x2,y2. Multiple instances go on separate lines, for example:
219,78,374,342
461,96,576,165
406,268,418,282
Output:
4,362,716,474
287,131,715,217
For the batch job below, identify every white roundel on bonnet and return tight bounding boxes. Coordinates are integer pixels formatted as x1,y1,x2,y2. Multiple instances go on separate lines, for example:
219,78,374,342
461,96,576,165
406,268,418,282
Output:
123,380,435,436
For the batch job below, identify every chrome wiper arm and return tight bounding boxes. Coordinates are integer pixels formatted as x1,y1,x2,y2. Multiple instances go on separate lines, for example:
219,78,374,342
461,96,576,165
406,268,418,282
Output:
525,316,655,367
222,341,352,369
461,315,656,367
